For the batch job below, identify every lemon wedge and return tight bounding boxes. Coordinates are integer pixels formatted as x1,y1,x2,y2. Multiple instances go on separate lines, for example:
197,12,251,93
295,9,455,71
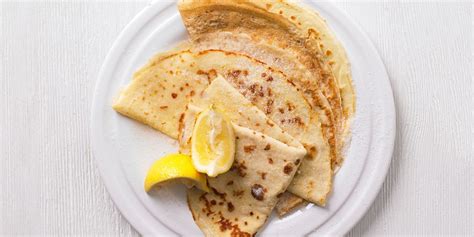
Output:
144,153,209,192
192,108,235,177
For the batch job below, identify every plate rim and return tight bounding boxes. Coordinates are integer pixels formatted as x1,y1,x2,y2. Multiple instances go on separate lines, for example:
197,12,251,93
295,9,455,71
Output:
91,1,396,236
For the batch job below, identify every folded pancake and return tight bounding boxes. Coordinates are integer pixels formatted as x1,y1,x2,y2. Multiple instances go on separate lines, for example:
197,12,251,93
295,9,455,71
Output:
183,106,306,236
112,45,207,139
178,0,350,167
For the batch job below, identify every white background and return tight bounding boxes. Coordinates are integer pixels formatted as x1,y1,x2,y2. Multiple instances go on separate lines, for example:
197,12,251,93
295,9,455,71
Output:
0,1,472,236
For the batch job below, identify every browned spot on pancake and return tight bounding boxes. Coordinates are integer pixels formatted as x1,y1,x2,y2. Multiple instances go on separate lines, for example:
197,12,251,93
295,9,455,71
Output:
251,184,265,201
190,90,195,96
178,113,184,124
278,108,285,113
286,102,295,111
276,193,283,198
264,144,271,151
284,164,293,174
261,72,267,77
266,120,274,127
211,187,227,201
210,200,216,205
197,69,216,83
260,172,267,180
286,79,296,87
295,159,301,165
255,123,260,127
308,28,320,38
216,215,251,237
244,221,248,225
179,87,184,91
243,70,249,76
185,82,189,87
208,69,217,80
326,50,332,56
227,202,235,212
265,99,274,114
308,146,317,158
233,190,244,197
243,145,256,153
250,83,265,97
171,93,177,99
290,16,296,20
227,181,234,186
234,161,247,177
268,158,273,164
199,193,214,216
230,70,241,78
308,181,315,190
266,76,273,82
288,117,305,126
265,88,272,97
250,211,254,216
279,10,283,14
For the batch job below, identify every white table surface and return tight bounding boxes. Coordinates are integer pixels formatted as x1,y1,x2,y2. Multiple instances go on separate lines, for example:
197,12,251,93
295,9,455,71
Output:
0,1,472,236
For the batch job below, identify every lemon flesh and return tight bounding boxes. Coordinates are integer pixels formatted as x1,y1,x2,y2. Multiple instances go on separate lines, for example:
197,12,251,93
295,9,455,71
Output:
192,108,235,177
144,153,209,192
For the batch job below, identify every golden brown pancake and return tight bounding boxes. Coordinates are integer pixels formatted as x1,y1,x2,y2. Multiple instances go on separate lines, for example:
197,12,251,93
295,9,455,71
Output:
182,105,306,236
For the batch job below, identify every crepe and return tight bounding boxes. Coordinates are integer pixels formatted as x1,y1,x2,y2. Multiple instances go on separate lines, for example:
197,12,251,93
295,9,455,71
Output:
183,106,306,236
178,0,355,167
112,45,207,139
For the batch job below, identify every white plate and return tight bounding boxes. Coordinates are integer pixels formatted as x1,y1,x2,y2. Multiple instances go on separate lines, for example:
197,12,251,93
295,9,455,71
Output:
91,1,395,236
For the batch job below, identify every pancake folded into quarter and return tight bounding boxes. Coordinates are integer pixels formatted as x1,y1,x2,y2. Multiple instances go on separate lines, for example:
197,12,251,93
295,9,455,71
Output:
184,116,306,236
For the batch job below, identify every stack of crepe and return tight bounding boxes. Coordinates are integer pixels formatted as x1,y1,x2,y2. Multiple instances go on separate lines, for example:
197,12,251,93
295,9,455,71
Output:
113,0,355,236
